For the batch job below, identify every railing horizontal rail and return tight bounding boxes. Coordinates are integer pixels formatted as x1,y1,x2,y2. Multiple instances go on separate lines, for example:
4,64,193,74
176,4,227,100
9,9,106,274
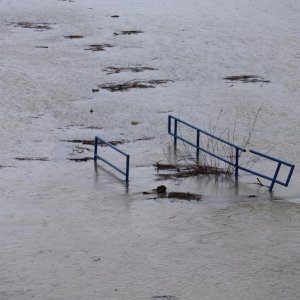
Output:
169,115,246,151
169,132,237,167
168,115,295,192
94,136,130,182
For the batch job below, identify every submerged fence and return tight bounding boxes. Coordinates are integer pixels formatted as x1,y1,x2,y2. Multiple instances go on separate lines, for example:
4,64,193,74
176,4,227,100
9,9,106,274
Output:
168,115,295,192
94,136,130,182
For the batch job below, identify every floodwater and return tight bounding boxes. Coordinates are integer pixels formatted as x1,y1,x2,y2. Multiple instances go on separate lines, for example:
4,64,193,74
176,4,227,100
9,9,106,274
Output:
0,0,300,299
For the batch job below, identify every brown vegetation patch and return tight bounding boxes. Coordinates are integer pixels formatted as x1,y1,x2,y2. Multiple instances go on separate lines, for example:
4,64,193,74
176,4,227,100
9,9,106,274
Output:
114,30,143,35
223,75,270,83
84,44,113,51
155,163,229,180
98,79,173,92
10,22,54,31
103,66,157,75
64,35,84,39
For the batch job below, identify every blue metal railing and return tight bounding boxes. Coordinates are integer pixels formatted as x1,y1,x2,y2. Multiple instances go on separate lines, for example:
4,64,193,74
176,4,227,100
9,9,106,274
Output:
168,115,295,192
94,136,130,182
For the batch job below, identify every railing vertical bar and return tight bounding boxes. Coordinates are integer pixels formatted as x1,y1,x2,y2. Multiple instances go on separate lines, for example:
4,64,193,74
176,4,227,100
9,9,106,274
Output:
269,162,282,192
174,119,178,147
126,155,130,182
168,115,171,135
235,148,239,179
196,130,200,162
94,137,98,160
285,165,295,187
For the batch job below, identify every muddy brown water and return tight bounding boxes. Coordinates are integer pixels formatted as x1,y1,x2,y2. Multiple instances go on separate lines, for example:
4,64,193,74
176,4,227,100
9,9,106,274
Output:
0,0,299,299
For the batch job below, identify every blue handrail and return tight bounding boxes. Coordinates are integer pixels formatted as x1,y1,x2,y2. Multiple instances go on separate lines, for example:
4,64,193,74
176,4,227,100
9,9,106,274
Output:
168,115,295,192
94,136,130,182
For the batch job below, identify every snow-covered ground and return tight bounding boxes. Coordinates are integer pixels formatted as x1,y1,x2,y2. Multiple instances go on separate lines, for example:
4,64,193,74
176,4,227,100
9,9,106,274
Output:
0,0,299,299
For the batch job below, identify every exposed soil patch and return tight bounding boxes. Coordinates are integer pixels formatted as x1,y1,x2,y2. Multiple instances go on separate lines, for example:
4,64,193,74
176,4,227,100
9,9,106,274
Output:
154,163,230,180
103,66,157,75
68,157,93,162
114,30,143,35
15,157,49,161
64,35,84,39
84,44,113,51
9,22,54,31
98,79,173,92
223,75,270,83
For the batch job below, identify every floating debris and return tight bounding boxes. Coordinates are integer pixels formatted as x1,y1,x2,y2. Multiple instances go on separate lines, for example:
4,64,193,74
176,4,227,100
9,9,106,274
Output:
35,46,48,48
9,22,54,31
152,296,177,299
62,139,125,146
114,30,143,35
110,15,119,18
68,157,93,162
15,157,49,161
223,75,270,83
84,44,113,51
103,66,157,75
62,137,153,146
168,192,201,201
98,79,173,92
64,35,84,39
130,121,140,125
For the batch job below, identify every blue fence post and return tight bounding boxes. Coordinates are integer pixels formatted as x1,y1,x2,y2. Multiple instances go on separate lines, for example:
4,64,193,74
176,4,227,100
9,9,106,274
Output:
196,130,200,162
235,148,239,179
168,115,171,135
126,155,130,182
94,137,98,160
269,162,282,192
174,119,178,147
